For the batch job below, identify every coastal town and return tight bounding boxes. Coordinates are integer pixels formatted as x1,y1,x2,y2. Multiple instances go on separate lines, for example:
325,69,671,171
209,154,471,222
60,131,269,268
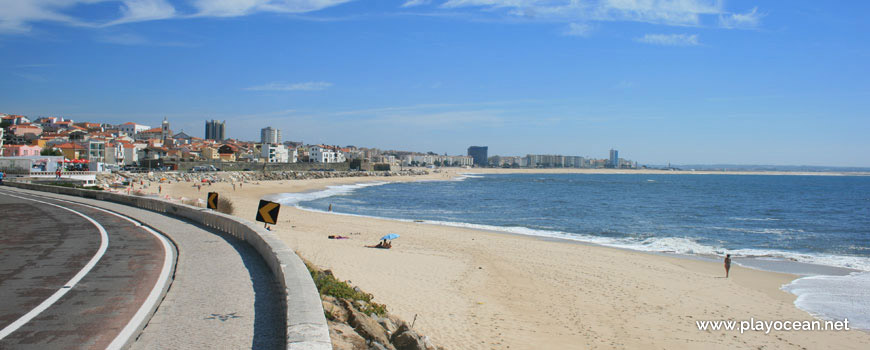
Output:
0,113,636,178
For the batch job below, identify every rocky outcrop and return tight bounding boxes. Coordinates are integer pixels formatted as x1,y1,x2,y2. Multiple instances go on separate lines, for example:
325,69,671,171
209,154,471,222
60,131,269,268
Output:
329,321,368,350
314,272,445,350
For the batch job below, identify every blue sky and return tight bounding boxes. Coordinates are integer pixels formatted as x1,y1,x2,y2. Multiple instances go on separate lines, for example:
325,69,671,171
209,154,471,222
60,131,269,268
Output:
1,0,868,166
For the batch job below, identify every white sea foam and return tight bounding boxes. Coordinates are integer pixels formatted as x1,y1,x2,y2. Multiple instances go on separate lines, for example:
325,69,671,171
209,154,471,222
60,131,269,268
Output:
452,173,485,181
782,272,870,330
730,217,781,222
265,182,389,206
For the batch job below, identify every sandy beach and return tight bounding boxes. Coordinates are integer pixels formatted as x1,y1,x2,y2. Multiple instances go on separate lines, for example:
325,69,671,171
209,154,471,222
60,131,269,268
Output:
161,168,870,349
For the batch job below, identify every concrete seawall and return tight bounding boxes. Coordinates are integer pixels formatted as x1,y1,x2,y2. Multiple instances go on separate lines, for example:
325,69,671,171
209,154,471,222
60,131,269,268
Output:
4,181,332,350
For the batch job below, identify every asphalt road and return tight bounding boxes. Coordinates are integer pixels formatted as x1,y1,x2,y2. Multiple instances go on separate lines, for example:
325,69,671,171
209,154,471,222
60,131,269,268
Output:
0,189,175,349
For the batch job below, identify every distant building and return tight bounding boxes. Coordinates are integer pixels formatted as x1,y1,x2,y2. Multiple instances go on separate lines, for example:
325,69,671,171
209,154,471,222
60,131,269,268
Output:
205,120,226,141
467,146,488,167
161,117,171,142
119,122,150,136
309,145,346,163
260,126,281,144
261,144,295,163
609,149,619,168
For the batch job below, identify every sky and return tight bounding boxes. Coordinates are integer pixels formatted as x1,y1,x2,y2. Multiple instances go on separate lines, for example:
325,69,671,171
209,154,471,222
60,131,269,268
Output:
1,0,868,167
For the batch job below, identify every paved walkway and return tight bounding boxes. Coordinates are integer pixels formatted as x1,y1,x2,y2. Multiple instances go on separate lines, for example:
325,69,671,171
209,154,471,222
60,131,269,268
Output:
2,187,284,349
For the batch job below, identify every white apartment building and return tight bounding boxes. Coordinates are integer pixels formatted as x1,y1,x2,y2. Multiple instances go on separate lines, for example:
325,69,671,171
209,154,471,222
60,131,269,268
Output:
403,154,473,167
309,145,346,163
119,122,151,136
261,144,296,163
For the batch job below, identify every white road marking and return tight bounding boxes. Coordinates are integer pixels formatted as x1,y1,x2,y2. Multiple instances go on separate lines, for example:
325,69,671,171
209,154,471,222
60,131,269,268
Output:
0,189,176,350
0,192,110,341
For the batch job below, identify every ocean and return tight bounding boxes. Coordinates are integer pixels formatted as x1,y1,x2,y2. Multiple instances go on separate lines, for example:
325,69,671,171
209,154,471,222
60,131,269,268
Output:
269,173,870,328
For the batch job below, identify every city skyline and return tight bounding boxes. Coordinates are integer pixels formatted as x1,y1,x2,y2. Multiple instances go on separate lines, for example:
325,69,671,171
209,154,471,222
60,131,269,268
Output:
1,1,869,167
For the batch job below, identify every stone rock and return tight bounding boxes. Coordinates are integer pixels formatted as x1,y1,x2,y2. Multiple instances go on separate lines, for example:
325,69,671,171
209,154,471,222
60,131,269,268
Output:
391,324,426,350
369,341,390,350
323,299,349,323
378,316,398,335
421,336,438,350
346,301,392,347
329,321,367,350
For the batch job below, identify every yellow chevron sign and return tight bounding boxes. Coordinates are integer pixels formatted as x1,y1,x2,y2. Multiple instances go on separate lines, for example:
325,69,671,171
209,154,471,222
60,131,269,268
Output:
256,200,280,225
207,192,218,210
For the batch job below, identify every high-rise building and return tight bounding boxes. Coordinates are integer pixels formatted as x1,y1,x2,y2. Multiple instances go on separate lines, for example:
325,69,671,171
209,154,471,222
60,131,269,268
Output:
609,149,619,168
260,126,281,144
205,120,225,141
467,146,488,167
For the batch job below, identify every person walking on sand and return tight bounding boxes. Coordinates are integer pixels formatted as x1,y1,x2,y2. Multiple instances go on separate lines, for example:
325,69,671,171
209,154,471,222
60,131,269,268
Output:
724,254,732,278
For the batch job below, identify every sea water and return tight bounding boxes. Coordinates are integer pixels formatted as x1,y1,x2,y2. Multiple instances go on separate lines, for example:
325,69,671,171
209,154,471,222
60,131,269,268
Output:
270,173,870,327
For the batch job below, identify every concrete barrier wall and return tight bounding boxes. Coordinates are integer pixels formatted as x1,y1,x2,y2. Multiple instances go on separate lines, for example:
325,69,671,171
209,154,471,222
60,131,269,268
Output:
4,181,332,350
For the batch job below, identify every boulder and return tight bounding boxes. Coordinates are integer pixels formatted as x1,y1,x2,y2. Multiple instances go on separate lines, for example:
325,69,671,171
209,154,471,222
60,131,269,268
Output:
329,321,367,350
346,301,392,347
322,299,349,323
390,324,426,350
378,316,398,335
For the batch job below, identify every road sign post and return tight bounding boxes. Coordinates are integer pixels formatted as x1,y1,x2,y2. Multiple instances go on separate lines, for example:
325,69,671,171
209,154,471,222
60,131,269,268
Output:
207,192,218,210
256,200,280,226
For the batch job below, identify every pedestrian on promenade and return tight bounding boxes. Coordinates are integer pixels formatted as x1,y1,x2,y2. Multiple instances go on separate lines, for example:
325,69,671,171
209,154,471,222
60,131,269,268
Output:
0,171,5,185
55,168,61,179
724,254,732,278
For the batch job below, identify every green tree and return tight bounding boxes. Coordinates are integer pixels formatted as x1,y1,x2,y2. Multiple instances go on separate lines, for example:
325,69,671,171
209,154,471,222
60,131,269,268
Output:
41,148,63,156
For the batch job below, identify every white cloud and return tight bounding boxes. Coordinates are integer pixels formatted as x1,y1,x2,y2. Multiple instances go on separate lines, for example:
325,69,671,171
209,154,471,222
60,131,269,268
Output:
719,6,761,29
563,22,592,37
402,0,431,8
244,81,333,91
107,0,176,25
95,32,195,46
0,0,86,33
191,0,353,17
635,33,699,46
97,32,151,45
0,0,353,34
440,0,730,26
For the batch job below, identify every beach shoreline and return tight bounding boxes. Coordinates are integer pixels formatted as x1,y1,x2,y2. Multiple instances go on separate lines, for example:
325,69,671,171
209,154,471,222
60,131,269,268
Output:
162,168,870,349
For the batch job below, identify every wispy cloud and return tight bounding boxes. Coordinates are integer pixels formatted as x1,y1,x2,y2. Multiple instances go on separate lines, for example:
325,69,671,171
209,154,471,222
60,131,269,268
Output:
440,0,726,27
0,0,354,34
96,32,196,46
0,0,763,37
189,0,353,17
16,63,55,68
104,0,177,26
563,22,592,37
12,72,47,82
244,81,333,91
402,0,431,8
719,7,762,29
635,33,699,46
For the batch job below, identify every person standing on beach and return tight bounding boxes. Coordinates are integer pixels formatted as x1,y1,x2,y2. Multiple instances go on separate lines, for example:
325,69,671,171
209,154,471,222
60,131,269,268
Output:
724,254,732,278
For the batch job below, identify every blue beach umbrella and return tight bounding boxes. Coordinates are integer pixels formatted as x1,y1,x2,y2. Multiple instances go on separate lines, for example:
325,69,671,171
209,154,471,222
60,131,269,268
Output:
381,233,400,241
